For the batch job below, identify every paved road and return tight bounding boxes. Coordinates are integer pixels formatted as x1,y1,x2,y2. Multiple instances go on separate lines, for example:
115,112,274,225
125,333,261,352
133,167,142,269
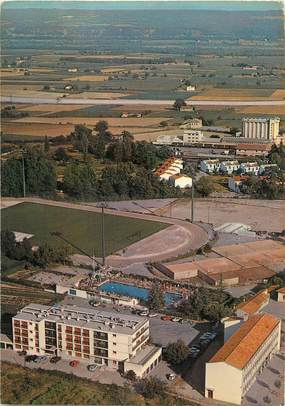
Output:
2,96,285,106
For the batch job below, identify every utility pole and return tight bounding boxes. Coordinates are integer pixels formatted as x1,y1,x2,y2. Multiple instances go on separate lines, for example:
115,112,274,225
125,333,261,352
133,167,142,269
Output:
191,182,194,223
22,150,26,198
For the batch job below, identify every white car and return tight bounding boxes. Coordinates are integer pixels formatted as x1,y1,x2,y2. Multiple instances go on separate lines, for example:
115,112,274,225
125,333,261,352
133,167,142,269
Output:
172,317,181,322
148,313,158,318
140,311,149,316
167,373,176,381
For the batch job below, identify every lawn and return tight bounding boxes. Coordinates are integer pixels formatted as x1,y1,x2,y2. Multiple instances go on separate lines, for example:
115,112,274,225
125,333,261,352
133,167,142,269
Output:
1,203,168,257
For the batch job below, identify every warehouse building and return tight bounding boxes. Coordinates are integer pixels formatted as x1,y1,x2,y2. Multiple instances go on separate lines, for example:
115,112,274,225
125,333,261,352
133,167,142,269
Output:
12,304,161,377
205,313,281,405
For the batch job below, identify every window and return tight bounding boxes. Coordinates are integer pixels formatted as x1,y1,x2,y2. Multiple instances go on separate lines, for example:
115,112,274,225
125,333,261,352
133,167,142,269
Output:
113,342,116,346
66,335,73,342
113,351,117,354
83,329,89,337
14,320,20,327
68,351,72,356
75,352,81,357
66,326,72,333
15,344,21,349
112,334,116,337
74,328,81,335
21,322,28,328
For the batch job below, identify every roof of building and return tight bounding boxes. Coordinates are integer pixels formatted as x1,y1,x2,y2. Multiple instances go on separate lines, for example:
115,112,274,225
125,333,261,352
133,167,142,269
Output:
209,313,280,370
277,287,285,294
14,304,147,335
236,143,271,151
170,174,192,181
236,289,269,315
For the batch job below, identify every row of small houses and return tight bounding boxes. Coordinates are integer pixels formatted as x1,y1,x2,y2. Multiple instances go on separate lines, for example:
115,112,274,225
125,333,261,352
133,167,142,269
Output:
154,157,193,188
200,159,277,175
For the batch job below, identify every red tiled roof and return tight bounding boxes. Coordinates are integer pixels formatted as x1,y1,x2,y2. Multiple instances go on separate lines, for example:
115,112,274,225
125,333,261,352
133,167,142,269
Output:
236,289,269,315
209,313,280,369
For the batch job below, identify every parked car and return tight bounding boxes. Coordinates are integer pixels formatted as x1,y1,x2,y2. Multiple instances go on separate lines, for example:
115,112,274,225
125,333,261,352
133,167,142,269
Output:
34,356,47,363
70,360,80,367
161,315,173,321
18,350,27,356
167,373,176,381
140,311,149,316
50,356,61,364
148,313,158,318
88,364,99,372
172,317,181,322
25,355,38,362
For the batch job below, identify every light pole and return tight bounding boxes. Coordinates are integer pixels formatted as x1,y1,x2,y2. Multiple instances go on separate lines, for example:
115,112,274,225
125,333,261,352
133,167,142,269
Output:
191,182,194,223
22,150,26,198
97,202,108,267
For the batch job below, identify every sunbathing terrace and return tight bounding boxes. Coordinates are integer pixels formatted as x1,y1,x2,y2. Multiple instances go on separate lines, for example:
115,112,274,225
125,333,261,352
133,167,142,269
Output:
155,240,285,286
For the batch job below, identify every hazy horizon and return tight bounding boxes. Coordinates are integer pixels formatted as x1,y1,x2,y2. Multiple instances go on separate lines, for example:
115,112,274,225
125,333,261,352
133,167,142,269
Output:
2,0,283,11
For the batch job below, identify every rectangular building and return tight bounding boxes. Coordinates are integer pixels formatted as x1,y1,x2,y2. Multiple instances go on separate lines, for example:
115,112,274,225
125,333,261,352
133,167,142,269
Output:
242,117,280,141
219,160,239,174
12,304,161,377
205,313,281,405
200,159,220,173
183,130,203,144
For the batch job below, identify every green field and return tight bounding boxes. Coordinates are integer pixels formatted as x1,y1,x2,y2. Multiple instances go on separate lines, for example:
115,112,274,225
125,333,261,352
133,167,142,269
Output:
1,203,168,257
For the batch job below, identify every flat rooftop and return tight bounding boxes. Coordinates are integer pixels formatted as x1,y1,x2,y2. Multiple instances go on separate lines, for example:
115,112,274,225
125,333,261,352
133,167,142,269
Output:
14,304,147,335
128,345,160,365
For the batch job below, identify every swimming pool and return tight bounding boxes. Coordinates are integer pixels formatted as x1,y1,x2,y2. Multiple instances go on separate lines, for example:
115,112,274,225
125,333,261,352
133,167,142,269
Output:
98,281,181,305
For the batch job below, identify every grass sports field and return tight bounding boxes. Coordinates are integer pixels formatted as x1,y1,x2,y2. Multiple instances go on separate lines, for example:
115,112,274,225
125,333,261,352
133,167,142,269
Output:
2,203,168,257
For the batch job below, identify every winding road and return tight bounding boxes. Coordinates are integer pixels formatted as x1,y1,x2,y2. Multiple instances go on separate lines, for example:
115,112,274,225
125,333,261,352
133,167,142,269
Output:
2,96,285,107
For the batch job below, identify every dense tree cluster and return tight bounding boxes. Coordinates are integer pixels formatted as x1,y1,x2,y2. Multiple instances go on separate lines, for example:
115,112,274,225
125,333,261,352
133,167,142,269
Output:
147,282,165,310
242,174,285,200
1,230,70,268
164,339,189,365
178,287,232,322
1,147,57,197
137,377,166,399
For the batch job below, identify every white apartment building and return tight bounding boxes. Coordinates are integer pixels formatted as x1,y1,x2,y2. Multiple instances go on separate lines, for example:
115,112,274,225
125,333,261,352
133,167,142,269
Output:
242,117,280,141
219,160,239,174
240,162,259,175
277,287,285,302
200,159,220,173
12,304,161,377
183,130,203,144
205,313,281,405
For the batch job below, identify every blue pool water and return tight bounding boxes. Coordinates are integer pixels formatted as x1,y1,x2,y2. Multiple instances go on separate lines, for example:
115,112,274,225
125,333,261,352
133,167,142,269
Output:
98,281,181,305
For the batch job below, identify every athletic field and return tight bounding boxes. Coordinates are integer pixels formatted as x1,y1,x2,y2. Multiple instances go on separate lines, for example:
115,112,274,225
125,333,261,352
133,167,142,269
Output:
2,202,168,257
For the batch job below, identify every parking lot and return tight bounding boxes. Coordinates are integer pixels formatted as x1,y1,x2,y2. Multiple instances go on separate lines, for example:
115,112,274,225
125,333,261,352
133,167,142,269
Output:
0,349,126,387
62,295,202,349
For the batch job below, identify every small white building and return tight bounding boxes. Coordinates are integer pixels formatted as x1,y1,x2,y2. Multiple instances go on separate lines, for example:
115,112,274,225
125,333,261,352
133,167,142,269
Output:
154,135,183,145
169,175,192,188
277,287,285,302
186,85,196,91
183,130,203,144
200,159,220,173
240,162,259,175
68,68,78,73
219,160,239,174
180,118,203,129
